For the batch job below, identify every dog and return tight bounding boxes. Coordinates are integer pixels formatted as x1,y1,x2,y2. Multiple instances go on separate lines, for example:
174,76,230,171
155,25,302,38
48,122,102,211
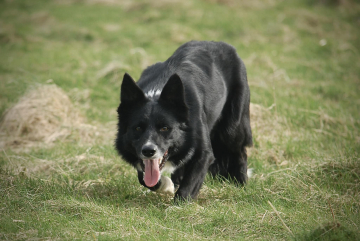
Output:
115,41,252,202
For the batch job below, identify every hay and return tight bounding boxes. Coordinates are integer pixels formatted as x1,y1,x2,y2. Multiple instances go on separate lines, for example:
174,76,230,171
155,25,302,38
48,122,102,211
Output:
250,103,289,145
249,103,292,165
0,84,101,150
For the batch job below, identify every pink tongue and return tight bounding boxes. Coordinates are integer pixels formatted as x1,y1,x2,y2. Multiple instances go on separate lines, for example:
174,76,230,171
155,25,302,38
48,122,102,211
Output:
143,159,160,187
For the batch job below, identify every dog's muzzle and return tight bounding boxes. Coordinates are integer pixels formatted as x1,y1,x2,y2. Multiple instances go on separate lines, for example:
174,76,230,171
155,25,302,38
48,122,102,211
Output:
141,150,169,187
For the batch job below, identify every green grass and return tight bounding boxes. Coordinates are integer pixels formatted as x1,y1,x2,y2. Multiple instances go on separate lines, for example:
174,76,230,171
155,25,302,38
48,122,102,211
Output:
1,0,359,240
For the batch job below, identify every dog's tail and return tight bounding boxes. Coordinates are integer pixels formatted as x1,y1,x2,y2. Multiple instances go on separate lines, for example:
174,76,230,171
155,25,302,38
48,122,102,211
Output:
247,168,254,179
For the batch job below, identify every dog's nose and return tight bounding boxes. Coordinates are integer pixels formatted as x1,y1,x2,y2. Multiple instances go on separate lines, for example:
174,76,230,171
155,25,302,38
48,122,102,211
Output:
142,145,157,158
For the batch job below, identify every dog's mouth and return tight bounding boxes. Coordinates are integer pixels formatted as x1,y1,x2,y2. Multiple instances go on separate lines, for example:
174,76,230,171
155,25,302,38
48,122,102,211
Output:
142,150,169,187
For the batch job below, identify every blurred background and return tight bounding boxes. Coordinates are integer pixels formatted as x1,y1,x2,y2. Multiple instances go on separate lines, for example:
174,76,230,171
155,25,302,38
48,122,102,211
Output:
1,0,359,122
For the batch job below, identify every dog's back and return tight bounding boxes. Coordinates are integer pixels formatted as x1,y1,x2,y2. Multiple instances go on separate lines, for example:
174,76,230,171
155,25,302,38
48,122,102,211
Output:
138,41,252,147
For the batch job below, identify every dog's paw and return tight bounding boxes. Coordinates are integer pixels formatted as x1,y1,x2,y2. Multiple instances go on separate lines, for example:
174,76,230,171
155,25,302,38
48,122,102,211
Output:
156,176,175,195
247,168,254,178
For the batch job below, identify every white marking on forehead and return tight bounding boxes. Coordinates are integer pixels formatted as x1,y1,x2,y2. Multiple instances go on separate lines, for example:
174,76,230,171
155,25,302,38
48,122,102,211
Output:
145,89,162,98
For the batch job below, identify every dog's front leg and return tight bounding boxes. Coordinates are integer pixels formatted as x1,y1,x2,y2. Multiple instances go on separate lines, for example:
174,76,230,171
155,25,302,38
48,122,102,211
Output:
174,150,213,202
137,171,175,194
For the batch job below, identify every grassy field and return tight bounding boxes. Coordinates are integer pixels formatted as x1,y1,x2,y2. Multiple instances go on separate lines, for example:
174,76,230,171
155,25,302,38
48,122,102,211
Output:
1,0,359,240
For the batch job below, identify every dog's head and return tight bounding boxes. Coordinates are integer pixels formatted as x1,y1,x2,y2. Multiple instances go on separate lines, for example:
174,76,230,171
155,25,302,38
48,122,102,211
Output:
116,73,188,187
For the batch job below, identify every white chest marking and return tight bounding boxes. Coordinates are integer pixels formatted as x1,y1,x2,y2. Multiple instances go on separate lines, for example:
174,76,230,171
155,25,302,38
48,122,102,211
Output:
161,161,176,174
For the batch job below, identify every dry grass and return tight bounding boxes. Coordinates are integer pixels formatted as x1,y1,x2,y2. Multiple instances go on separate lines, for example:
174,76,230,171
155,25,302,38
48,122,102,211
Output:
249,103,293,166
0,84,112,151
250,103,289,144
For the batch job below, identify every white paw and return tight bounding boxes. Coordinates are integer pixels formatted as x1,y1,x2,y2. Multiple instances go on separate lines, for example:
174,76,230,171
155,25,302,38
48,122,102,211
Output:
155,176,175,195
247,168,254,178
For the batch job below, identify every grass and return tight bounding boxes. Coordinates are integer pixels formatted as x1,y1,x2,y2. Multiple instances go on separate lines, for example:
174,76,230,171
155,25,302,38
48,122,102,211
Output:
0,0,359,240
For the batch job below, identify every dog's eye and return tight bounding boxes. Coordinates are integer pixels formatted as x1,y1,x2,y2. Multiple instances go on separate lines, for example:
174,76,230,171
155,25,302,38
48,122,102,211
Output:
160,126,169,132
135,127,142,131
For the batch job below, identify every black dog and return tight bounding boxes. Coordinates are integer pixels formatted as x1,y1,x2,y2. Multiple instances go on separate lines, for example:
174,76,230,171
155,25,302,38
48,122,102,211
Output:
115,41,252,201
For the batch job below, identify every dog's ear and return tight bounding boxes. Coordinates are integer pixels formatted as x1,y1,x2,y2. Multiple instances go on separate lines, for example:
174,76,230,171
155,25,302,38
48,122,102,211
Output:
120,73,145,104
160,74,186,105
160,74,188,118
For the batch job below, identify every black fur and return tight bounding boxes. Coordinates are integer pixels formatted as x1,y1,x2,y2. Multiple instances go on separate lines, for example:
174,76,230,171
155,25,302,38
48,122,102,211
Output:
115,41,252,202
